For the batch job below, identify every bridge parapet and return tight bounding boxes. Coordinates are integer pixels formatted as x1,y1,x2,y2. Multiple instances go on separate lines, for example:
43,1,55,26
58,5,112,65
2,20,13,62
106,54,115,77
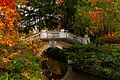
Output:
25,30,90,44
25,33,41,40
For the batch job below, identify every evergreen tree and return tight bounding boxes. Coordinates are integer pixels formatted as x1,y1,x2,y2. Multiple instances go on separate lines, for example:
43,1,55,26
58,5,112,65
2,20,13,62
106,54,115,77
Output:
18,0,62,33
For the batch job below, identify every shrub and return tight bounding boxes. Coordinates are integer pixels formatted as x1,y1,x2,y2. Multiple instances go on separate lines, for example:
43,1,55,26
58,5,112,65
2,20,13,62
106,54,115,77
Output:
62,43,120,79
0,40,46,80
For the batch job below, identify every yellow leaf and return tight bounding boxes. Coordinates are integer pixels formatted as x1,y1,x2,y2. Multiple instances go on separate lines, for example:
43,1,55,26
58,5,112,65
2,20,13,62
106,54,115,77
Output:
9,44,12,46
2,58,9,63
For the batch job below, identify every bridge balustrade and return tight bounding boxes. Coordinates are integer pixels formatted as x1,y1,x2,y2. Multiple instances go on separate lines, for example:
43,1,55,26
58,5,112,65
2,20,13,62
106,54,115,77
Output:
25,33,41,40
47,32,60,38
66,33,82,43
25,31,85,44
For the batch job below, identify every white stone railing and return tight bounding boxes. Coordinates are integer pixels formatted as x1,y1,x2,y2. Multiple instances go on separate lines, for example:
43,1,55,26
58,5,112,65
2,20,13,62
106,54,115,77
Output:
25,31,90,44
25,33,41,40
66,33,82,43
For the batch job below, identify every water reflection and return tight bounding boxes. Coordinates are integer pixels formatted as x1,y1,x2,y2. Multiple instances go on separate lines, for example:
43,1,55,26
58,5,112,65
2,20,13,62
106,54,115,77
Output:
41,58,68,80
62,65,109,80
41,47,110,80
41,58,109,80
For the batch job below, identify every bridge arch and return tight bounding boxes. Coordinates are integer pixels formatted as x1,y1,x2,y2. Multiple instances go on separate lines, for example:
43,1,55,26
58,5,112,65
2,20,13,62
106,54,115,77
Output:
25,30,90,57
40,47,68,79
43,47,68,63
41,40,72,49
25,30,90,45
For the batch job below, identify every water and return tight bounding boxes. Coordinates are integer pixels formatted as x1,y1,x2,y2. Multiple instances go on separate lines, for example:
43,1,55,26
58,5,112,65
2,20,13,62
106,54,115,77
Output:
61,65,109,80
42,47,110,80
41,58,109,80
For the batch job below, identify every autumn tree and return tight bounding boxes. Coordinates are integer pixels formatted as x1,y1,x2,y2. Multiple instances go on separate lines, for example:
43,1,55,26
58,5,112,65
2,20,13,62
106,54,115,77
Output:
74,0,120,44
0,0,21,47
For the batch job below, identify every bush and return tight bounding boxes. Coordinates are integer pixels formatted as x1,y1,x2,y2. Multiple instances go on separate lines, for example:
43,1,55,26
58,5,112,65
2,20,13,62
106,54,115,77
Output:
61,43,120,79
0,40,46,80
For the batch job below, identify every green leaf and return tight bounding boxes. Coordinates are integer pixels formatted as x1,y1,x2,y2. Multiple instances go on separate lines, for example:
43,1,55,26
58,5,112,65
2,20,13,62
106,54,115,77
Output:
116,0,120,5
0,75,5,80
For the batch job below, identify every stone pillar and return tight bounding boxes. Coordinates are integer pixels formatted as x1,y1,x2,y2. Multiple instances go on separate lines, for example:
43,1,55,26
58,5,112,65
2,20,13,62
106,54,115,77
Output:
49,41,52,47
59,29,66,38
40,30,47,38
82,34,90,44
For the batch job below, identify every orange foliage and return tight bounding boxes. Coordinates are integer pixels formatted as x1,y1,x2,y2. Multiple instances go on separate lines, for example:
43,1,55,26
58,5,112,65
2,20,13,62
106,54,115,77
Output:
84,0,112,35
2,57,9,63
79,0,116,40
16,0,28,4
88,0,110,25
88,10,102,24
104,32,120,43
88,0,110,5
0,0,21,46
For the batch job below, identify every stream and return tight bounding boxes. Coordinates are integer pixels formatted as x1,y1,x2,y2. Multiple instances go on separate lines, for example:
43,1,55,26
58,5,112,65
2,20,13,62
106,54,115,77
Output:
41,58,109,80
41,47,110,80
61,65,109,80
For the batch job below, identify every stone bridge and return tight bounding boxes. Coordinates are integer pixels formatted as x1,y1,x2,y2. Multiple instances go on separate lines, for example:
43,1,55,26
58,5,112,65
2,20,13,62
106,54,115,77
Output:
24,30,91,80
25,30,90,48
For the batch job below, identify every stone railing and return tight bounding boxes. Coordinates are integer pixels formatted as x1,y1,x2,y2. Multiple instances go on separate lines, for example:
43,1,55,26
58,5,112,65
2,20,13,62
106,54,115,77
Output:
25,33,41,40
25,30,90,44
